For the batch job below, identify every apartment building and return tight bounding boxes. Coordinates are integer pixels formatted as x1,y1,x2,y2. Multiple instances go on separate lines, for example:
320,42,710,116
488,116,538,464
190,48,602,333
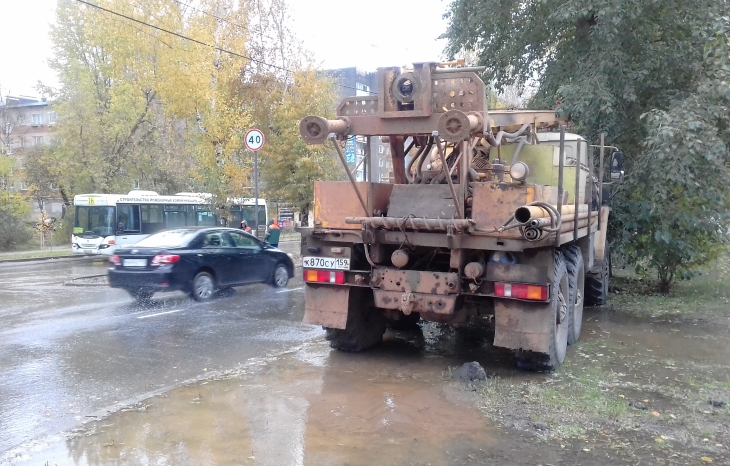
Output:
0,95,63,219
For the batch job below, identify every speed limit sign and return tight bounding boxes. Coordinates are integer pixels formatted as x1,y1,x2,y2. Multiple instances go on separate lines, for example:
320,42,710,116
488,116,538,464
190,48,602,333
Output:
245,129,265,151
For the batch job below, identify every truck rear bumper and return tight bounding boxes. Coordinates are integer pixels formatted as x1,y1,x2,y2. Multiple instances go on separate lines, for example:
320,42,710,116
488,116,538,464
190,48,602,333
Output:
373,290,458,315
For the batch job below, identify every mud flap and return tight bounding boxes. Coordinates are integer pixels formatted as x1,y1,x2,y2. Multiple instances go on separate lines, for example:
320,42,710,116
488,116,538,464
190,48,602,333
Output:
493,300,552,354
303,284,349,329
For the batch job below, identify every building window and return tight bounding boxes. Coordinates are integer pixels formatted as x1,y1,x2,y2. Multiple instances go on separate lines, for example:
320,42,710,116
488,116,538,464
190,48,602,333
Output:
19,181,26,191
133,180,141,189
34,136,44,146
32,114,43,125
379,158,384,168
48,112,58,124
20,138,26,147
378,145,384,154
355,82,370,97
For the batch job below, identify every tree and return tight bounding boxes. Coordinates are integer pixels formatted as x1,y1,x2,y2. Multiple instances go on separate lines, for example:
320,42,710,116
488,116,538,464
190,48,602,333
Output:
47,0,252,197
442,0,730,291
231,0,345,224
259,69,344,225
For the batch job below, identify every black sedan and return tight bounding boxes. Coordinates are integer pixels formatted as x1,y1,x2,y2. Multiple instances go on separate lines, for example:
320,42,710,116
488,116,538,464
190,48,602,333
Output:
108,227,294,301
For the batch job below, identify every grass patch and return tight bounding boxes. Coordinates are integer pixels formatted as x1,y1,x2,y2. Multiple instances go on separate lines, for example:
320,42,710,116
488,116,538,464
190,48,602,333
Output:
609,258,730,321
0,250,73,261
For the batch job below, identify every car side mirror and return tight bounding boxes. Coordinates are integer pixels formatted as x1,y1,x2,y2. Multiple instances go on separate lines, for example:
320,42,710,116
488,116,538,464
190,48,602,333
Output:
610,151,624,183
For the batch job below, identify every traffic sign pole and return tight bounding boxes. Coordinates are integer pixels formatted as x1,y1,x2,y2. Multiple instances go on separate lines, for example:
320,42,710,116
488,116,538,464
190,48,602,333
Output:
244,129,265,238
254,150,259,237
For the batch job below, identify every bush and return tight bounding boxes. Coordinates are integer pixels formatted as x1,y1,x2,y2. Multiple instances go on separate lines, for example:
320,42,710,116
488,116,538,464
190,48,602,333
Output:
0,192,32,250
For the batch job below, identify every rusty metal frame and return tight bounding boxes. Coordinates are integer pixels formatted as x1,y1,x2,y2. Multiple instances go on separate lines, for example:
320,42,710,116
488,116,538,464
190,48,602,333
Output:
329,136,369,216
434,134,462,219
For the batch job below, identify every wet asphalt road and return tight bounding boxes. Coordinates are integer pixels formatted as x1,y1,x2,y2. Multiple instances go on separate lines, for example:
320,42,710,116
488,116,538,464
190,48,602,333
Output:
0,243,314,455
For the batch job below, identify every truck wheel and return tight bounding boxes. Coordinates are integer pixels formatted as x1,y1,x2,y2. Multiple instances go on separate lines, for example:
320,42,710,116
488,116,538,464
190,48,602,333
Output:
516,250,570,371
563,245,585,345
325,289,386,351
585,243,610,306
386,312,421,330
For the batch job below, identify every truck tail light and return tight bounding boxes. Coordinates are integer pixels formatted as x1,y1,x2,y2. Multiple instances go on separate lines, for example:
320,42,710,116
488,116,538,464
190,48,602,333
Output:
151,254,181,265
494,282,549,301
303,269,345,284
109,255,121,266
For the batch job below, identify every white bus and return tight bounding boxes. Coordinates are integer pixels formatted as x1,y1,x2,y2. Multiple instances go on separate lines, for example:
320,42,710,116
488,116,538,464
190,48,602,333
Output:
72,191,268,255
175,193,269,236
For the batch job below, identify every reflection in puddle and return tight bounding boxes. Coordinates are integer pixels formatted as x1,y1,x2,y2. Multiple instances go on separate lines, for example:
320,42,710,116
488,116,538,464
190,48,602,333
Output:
24,335,509,466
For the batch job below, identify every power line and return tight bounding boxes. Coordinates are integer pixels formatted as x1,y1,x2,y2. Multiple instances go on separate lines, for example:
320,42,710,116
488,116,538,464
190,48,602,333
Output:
73,0,377,96
169,0,281,45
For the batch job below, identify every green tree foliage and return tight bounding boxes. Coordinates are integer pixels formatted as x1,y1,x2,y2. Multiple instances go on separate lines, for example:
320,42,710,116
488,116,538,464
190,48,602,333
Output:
259,70,344,225
443,1,730,291
43,0,339,224
47,0,252,196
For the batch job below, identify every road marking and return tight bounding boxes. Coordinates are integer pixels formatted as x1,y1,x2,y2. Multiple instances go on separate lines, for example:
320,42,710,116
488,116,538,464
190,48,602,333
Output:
277,286,303,293
137,309,183,319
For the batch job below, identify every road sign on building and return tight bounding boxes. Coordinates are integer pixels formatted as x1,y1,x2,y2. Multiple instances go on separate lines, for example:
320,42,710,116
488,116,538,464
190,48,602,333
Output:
345,138,356,163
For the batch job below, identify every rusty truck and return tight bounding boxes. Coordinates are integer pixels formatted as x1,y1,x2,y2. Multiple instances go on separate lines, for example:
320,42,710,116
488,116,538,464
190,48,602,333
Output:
297,62,623,370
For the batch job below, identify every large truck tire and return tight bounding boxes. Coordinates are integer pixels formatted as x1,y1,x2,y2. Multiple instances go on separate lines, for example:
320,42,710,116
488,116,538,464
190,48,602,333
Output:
516,250,570,371
325,289,386,352
585,243,610,306
563,245,585,345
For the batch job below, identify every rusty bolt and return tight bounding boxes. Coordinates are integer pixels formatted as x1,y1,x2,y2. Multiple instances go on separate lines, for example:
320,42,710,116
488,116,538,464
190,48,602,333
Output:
447,281,455,289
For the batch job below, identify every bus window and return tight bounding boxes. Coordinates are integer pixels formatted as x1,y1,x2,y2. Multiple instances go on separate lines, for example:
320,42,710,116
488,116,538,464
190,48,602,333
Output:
141,205,165,234
116,204,141,233
164,205,191,229
241,206,267,228
197,211,217,226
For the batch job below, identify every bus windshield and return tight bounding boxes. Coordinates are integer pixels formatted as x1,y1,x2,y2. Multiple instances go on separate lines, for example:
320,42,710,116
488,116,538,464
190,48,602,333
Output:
229,206,267,228
74,206,116,237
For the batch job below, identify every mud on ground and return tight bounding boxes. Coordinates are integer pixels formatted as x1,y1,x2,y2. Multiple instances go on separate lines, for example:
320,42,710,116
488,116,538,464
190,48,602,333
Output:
471,263,730,465
6,264,730,465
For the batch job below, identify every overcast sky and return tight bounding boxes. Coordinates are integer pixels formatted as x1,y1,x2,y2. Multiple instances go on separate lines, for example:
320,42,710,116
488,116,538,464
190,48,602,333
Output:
0,0,448,98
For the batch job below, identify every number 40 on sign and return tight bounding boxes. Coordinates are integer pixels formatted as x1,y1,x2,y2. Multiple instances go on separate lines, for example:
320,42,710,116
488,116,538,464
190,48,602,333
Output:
245,128,265,151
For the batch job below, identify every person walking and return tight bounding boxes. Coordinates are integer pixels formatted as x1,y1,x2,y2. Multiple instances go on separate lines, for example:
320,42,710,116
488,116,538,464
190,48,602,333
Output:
264,219,280,247
240,220,251,233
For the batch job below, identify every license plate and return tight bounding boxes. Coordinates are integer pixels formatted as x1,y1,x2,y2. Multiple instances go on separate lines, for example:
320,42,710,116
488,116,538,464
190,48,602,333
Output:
84,250,94,254
123,258,147,267
302,256,350,270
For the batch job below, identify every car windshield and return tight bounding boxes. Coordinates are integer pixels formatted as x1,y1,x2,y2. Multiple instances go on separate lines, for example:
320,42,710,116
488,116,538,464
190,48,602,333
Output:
133,229,200,248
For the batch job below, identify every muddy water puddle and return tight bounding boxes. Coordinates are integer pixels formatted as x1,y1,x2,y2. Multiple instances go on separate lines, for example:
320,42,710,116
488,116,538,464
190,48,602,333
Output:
5,309,730,465
9,332,585,466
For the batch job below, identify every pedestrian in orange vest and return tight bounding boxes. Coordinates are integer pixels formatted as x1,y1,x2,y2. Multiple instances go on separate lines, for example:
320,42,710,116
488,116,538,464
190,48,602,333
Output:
265,219,280,247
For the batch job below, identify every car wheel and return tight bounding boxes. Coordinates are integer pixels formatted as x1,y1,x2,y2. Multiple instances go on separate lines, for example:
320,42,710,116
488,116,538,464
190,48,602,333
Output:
272,264,289,288
191,271,215,301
